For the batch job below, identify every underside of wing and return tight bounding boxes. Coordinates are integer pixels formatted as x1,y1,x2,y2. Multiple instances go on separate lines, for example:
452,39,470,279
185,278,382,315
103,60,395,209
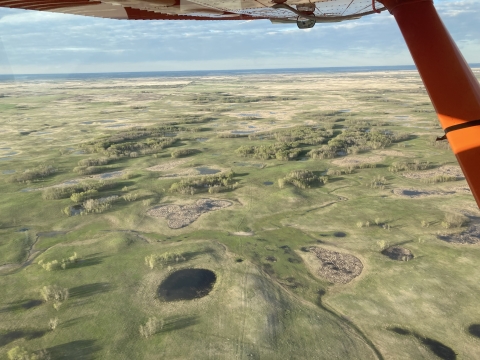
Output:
0,0,384,22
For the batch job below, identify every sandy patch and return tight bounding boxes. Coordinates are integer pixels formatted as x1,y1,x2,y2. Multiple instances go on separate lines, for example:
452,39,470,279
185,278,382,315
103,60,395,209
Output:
331,155,384,167
402,165,464,180
147,198,232,229
309,247,363,284
146,159,188,172
232,231,254,236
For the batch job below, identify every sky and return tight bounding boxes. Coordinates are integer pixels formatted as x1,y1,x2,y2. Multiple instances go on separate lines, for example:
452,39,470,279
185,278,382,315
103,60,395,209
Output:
0,0,479,74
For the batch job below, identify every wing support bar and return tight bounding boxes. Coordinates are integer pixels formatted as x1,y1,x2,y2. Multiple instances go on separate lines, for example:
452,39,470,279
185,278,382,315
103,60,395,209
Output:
379,0,480,207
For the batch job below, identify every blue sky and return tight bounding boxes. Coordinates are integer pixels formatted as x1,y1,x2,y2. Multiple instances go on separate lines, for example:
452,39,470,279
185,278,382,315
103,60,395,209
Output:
0,0,479,74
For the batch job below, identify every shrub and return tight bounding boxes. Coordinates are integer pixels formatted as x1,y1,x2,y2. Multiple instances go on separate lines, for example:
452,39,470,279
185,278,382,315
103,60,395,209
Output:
70,190,98,203
123,192,139,202
171,148,199,158
39,253,78,271
442,213,469,228
145,252,186,269
82,196,118,213
49,317,58,331
8,347,50,360
40,285,69,310
170,171,237,194
10,165,56,183
139,317,164,339
279,170,324,189
78,157,110,167
368,176,387,189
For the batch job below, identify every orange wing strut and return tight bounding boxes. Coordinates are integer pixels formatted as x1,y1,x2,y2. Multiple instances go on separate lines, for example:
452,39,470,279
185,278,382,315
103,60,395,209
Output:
379,0,480,207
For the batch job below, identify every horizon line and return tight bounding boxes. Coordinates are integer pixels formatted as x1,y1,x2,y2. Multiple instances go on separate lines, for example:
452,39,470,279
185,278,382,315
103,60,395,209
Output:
1,63,480,77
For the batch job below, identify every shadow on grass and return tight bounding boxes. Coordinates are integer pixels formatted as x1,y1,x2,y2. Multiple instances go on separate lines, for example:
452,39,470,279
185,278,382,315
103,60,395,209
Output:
71,255,108,269
387,327,456,360
69,282,112,299
0,299,43,313
47,339,100,360
0,329,46,347
160,315,199,333
468,324,480,338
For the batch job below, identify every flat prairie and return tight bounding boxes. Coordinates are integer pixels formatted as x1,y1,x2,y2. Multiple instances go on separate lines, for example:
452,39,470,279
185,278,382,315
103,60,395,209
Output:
1,69,480,359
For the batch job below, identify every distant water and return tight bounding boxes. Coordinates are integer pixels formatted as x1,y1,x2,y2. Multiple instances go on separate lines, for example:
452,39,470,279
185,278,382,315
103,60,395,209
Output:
0,65,428,82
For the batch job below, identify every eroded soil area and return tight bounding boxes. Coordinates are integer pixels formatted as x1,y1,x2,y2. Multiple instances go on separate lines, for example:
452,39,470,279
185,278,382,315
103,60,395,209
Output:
437,224,480,245
147,198,232,229
309,247,363,284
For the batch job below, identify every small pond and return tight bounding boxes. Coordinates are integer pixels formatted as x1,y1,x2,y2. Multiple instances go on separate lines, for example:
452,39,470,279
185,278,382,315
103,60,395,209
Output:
158,268,216,301
196,167,220,175
231,130,255,135
263,181,274,186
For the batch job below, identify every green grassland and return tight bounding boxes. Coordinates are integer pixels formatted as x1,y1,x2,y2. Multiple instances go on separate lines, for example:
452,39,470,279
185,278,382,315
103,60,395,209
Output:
1,70,480,359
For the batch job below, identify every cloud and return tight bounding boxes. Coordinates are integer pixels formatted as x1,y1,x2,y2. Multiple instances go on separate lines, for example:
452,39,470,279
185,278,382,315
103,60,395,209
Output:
0,0,479,74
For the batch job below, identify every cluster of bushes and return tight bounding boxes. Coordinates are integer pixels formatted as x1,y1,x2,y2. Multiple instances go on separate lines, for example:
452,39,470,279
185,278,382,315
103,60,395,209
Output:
9,164,56,183
442,213,469,228
236,143,302,160
40,284,69,311
367,176,387,189
81,126,182,156
83,196,119,214
278,170,327,189
38,253,78,271
169,171,238,195
145,252,186,269
358,218,390,230
273,126,332,145
308,146,337,159
73,156,116,175
7,346,50,360
218,133,249,138
62,195,119,216
422,174,457,184
388,160,432,172
70,189,98,203
42,180,115,200
77,157,111,167
171,148,199,158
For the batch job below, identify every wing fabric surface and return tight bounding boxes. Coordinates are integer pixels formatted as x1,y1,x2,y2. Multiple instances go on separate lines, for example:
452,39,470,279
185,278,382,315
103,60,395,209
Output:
0,0,382,21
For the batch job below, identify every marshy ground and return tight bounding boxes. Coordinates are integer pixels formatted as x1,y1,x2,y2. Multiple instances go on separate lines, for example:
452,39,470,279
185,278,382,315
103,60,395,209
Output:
1,69,480,359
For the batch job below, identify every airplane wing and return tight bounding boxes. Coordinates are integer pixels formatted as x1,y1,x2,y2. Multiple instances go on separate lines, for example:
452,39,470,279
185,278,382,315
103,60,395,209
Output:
0,0,385,23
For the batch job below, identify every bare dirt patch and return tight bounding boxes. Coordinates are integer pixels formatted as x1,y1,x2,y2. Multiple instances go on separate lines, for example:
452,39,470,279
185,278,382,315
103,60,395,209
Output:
309,247,363,284
147,198,233,229
157,167,226,179
331,155,383,167
375,150,411,157
381,246,414,261
146,159,188,172
232,231,254,236
402,165,464,180
437,224,480,245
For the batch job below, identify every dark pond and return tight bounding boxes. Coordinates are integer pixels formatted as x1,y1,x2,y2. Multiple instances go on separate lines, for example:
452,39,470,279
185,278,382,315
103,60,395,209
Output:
158,269,216,301
334,232,347,238
263,181,274,186
196,167,220,175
